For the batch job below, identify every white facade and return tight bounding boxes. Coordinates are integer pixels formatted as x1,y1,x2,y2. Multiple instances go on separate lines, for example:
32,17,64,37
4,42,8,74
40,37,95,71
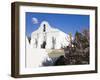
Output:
26,37,52,67
26,21,72,67
31,21,71,49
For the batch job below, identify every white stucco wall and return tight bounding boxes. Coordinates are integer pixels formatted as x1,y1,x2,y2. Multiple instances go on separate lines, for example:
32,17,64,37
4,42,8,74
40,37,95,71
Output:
26,37,52,67
31,21,71,49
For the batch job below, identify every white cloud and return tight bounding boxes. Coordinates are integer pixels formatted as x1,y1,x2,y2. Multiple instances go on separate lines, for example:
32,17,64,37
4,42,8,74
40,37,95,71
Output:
32,17,38,24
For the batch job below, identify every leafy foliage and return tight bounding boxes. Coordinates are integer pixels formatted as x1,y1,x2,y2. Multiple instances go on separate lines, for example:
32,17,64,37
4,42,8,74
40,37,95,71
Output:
54,29,89,66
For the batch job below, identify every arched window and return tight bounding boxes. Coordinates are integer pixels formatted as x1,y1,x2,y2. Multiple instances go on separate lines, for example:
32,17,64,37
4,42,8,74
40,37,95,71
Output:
43,24,46,32
41,41,46,48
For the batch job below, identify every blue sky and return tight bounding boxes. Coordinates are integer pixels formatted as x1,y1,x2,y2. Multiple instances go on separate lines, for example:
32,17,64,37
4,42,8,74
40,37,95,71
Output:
26,12,89,37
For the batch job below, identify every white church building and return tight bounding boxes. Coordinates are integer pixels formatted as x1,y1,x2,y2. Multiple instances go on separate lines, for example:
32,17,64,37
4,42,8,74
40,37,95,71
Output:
30,21,71,49
26,21,72,67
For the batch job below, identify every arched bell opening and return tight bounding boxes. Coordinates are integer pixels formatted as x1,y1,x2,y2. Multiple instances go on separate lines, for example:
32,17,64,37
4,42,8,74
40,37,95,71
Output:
43,24,46,32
